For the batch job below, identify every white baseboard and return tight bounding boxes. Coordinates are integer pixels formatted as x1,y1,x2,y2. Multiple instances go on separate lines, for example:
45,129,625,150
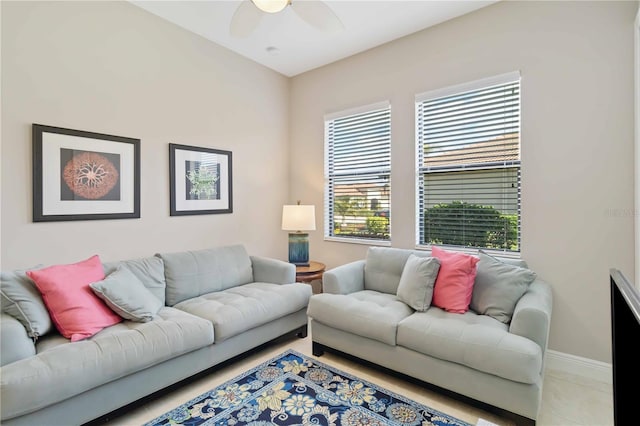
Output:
545,349,612,385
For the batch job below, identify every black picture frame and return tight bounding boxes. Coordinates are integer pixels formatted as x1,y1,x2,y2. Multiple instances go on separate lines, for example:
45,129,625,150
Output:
169,143,233,216
32,124,140,222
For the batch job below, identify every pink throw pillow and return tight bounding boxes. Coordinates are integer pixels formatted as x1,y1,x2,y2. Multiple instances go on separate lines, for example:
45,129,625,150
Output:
431,246,479,313
27,255,122,341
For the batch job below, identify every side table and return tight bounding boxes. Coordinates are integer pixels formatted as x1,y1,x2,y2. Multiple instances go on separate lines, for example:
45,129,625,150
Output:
295,261,326,293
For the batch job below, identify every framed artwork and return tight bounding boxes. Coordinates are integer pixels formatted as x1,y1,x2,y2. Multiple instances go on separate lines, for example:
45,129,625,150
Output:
169,143,233,216
32,124,140,222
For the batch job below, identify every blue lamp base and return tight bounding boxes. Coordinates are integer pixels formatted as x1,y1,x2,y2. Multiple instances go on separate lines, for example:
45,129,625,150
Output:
288,233,309,266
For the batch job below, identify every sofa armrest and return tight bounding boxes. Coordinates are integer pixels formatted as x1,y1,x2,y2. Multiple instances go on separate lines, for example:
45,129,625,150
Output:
509,279,553,353
250,256,295,284
323,260,366,294
0,314,36,367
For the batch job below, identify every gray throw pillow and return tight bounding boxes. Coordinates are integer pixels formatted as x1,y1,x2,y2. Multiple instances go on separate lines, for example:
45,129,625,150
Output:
470,250,537,323
396,255,441,311
1,267,52,339
90,266,162,322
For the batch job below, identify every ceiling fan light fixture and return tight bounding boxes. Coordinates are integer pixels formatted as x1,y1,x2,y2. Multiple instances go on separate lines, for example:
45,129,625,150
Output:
251,0,290,14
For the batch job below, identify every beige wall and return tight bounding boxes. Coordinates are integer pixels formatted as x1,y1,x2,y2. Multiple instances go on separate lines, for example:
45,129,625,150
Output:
1,1,290,268
290,1,636,363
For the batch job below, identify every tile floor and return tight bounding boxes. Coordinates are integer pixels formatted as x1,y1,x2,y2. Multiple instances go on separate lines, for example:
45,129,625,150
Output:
106,334,614,426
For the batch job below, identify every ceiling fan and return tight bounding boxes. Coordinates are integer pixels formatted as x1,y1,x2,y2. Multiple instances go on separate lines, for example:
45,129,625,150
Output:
230,0,344,37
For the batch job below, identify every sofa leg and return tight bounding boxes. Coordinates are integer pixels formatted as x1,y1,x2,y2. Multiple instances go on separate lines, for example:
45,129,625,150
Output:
296,325,308,338
514,416,536,426
312,341,325,357
500,411,536,426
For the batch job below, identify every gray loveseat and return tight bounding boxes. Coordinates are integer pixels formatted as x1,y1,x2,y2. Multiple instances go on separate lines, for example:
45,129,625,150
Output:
1,244,311,426
307,246,552,426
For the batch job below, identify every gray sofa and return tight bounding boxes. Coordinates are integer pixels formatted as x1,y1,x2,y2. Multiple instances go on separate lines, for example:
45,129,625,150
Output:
307,246,552,426
0,244,312,426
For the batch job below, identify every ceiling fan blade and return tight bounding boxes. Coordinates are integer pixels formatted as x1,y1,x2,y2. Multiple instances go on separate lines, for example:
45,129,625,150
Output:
230,1,264,37
291,1,344,33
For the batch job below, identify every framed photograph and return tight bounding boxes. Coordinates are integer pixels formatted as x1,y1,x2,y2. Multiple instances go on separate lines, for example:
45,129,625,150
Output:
32,124,140,222
169,143,233,216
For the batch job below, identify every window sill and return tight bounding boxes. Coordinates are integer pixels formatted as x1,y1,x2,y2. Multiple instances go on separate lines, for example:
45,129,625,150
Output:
324,236,392,247
414,244,521,259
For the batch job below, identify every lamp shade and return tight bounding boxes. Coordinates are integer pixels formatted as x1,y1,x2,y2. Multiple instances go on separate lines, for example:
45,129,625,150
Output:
282,204,316,231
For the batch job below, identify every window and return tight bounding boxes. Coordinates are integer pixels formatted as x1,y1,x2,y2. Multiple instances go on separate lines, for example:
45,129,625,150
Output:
325,102,391,243
416,72,521,253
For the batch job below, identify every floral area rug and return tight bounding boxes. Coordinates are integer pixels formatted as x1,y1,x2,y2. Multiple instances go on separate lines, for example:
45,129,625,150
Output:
144,349,472,426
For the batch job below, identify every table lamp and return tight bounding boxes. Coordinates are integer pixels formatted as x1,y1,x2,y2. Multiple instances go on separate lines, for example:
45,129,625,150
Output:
282,201,316,266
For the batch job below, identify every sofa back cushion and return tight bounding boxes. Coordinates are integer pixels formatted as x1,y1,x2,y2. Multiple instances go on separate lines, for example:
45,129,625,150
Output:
1,267,52,339
363,246,525,297
364,247,432,294
157,245,253,306
103,256,166,305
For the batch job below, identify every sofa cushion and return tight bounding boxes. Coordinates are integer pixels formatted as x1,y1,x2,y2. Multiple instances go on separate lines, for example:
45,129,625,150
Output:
157,245,254,306
431,246,479,314
174,282,311,342
1,267,52,339
26,255,122,342
396,255,440,312
364,247,432,294
495,256,529,268
0,307,214,420
103,256,166,305
470,250,537,324
307,290,414,345
397,308,542,384
90,266,163,322
0,314,36,366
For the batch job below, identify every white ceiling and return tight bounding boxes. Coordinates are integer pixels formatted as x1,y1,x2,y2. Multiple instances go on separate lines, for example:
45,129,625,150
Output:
130,1,498,77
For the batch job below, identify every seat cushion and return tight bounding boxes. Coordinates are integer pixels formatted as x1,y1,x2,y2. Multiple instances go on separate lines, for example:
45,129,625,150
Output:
174,282,312,342
307,290,414,345
0,307,214,420
397,309,542,384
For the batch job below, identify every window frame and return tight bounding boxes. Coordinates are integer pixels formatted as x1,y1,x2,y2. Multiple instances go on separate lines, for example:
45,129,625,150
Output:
414,71,522,256
324,101,392,246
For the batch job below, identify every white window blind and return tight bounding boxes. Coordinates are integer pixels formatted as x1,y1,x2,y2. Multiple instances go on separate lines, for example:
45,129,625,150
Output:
325,102,391,242
416,73,521,253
